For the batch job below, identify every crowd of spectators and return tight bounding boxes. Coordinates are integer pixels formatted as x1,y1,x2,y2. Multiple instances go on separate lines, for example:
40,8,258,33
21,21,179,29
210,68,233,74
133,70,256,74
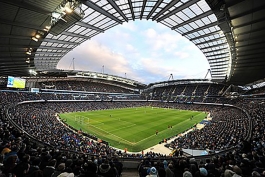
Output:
39,81,136,94
148,84,229,104
5,98,252,155
0,117,123,177
137,98,265,177
150,84,227,99
166,106,250,151
137,148,265,177
1,83,265,177
244,86,265,95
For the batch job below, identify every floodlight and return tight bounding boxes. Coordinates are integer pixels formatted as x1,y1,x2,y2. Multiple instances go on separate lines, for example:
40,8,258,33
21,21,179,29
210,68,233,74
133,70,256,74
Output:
31,36,38,42
26,58,30,63
64,2,73,13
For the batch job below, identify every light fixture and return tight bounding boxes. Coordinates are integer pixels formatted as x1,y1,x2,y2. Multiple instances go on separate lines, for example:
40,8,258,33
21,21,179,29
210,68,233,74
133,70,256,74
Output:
44,26,51,31
29,69,37,76
32,31,43,42
220,4,225,11
35,34,41,38
64,2,73,13
26,58,30,63
49,0,84,28
31,36,38,42
26,48,33,55
52,12,61,19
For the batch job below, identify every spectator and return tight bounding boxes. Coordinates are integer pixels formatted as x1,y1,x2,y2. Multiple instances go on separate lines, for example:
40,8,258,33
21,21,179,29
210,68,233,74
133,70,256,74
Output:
97,159,116,177
43,159,56,177
146,167,158,177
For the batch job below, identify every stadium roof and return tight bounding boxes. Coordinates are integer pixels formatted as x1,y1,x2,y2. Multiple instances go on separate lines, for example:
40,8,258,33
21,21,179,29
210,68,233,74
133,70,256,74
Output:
0,0,264,86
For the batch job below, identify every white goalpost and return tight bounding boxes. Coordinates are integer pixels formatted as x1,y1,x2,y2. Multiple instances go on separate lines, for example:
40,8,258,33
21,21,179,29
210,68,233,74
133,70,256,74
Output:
75,115,86,124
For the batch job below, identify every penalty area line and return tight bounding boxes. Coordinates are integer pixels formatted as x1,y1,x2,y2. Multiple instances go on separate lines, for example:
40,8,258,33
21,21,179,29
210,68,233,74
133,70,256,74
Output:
108,124,136,133
87,123,134,145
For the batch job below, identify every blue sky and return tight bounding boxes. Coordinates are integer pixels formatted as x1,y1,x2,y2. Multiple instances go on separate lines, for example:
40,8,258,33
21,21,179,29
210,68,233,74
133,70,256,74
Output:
57,20,210,84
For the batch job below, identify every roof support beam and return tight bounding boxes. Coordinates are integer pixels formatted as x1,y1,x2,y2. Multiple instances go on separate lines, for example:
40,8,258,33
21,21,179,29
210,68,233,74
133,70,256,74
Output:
207,56,228,61
208,56,230,61
157,0,200,22
171,10,212,30
35,51,65,55
211,66,227,70
211,73,226,76
106,0,128,22
210,65,228,69
82,0,123,24
205,52,229,58
146,0,163,20
34,56,62,59
189,31,221,41
127,0,135,20
61,31,90,39
211,70,227,74
140,0,147,20
152,0,181,21
209,60,228,64
199,43,227,50
76,22,104,32
209,64,228,68
211,72,226,75
195,37,226,45
211,75,226,77
203,47,228,54
42,38,78,45
182,22,218,36
37,46,70,50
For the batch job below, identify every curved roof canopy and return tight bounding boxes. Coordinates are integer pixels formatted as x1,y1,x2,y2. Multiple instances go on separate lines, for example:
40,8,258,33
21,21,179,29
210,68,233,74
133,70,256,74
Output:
0,0,264,86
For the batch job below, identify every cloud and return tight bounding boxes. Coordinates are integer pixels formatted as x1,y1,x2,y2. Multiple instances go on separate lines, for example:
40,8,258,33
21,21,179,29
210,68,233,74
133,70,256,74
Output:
120,22,138,31
173,51,190,59
57,40,146,82
125,44,138,54
57,20,209,84
143,28,183,53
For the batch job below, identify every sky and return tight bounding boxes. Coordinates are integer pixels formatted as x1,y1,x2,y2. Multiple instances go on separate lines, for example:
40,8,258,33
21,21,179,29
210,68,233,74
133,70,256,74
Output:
57,20,210,84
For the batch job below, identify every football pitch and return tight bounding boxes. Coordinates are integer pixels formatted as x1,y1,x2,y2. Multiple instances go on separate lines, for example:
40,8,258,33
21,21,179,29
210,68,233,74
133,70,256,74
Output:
59,107,206,152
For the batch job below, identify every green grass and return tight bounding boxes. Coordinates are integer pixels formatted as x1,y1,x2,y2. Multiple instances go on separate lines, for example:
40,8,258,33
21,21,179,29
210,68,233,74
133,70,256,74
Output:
59,107,206,152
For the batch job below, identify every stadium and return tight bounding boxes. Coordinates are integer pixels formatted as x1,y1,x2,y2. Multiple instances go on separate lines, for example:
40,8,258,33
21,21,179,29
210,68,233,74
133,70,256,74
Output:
0,0,265,177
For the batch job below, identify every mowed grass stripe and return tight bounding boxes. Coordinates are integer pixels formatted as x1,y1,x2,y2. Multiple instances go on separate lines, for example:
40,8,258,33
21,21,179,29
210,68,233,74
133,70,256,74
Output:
59,107,206,152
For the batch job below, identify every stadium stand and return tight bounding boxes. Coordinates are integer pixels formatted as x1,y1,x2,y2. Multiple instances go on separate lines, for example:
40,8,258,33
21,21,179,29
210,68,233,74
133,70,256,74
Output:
39,81,136,94
1,80,265,177
1,0,265,176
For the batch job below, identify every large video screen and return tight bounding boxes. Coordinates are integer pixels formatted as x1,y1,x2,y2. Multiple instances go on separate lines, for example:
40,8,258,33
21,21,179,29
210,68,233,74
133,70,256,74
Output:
7,76,26,89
